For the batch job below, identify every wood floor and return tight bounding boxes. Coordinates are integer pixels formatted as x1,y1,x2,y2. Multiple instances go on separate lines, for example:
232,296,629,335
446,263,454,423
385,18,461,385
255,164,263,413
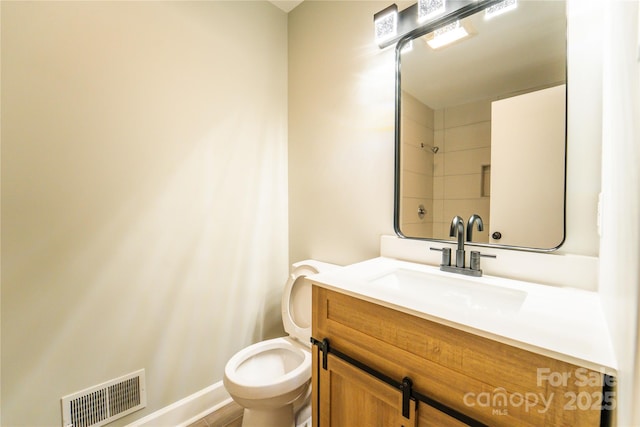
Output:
187,401,243,427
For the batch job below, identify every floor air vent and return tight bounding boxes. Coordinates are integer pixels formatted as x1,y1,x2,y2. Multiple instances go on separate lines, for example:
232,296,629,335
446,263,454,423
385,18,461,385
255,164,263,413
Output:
61,369,146,427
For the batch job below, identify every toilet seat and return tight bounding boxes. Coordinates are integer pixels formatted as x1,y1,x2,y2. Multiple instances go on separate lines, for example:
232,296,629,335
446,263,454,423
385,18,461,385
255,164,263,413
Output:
223,337,311,401
282,260,340,346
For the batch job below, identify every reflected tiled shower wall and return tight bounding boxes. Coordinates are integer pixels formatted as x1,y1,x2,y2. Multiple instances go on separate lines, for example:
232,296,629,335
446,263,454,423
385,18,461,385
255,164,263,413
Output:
400,91,434,238
401,93,491,241
433,100,491,242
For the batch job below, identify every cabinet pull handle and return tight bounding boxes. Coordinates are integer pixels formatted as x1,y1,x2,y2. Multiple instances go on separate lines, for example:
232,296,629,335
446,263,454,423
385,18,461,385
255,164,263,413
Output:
310,337,330,370
401,377,413,419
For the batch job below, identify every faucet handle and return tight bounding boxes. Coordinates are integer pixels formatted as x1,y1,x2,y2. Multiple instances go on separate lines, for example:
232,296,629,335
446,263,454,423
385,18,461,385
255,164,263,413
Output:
469,251,496,272
430,247,452,267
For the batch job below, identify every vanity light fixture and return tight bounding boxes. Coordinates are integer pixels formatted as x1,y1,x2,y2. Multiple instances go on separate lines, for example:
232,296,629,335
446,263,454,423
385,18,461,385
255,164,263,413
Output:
484,0,517,19
374,4,399,46
374,0,504,49
418,0,446,23
426,20,470,49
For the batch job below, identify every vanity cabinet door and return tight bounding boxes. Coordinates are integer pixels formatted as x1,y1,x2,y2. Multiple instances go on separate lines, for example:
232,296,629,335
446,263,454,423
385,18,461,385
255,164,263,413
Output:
311,346,475,427
417,403,469,427
313,348,417,427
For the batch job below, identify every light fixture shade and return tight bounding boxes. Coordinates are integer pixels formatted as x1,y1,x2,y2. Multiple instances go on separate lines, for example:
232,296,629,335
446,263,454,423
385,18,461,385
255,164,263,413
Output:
485,0,517,19
426,20,469,49
374,4,398,46
418,0,446,23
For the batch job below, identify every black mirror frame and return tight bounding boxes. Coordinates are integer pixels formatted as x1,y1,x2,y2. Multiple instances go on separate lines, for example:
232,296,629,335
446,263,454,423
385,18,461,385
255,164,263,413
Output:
392,0,568,253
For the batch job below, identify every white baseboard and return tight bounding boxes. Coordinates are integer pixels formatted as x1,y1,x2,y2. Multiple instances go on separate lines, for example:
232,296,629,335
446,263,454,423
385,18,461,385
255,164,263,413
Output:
127,381,233,427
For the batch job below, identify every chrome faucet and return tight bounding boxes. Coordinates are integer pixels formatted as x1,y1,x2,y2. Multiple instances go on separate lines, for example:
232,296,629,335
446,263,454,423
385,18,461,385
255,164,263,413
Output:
449,215,465,267
467,214,484,243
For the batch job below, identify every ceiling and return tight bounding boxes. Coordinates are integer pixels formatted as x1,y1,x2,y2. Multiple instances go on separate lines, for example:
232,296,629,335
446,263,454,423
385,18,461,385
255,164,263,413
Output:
270,0,304,13
401,1,567,109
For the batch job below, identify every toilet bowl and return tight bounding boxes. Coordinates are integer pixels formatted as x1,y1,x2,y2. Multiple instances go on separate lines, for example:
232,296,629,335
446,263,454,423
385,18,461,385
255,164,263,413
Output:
223,260,339,427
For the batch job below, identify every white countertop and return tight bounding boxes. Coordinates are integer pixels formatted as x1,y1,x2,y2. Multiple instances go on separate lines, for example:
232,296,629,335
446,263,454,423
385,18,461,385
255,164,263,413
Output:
309,256,617,375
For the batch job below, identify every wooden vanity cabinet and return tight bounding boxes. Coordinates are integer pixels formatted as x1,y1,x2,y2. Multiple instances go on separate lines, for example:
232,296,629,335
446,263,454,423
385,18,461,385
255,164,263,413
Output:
311,286,610,427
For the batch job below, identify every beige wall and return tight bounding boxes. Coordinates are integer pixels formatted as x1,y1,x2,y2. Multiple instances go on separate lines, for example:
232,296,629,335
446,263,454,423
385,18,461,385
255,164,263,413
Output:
563,0,602,256
1,2,288,425
596,0,640,424
288,1,396,266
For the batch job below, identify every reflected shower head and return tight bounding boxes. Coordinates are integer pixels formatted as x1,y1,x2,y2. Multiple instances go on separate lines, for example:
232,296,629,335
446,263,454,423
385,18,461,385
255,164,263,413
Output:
421,143,439,153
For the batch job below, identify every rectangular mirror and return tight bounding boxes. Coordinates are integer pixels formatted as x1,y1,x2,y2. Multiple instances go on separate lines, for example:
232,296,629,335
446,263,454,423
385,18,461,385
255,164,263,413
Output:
394,0,567,251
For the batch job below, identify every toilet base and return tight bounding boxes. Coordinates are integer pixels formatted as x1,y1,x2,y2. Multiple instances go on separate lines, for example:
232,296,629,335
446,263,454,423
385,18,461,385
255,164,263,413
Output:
242,404,295,427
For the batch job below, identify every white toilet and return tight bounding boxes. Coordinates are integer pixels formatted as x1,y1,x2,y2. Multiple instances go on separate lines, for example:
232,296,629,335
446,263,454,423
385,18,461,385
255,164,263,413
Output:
223,260,339,427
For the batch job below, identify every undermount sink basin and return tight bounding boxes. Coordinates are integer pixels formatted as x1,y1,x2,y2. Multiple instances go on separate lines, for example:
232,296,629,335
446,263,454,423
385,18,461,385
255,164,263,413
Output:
369,268,527,315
